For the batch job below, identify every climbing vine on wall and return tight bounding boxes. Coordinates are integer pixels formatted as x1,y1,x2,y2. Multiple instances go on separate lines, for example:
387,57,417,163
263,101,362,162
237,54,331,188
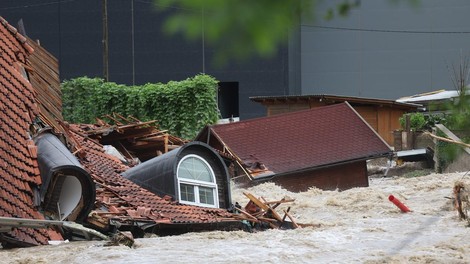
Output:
62,74,220,139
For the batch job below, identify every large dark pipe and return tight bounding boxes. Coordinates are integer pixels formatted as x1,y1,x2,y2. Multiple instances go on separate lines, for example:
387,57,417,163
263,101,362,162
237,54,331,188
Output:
34,130,95,222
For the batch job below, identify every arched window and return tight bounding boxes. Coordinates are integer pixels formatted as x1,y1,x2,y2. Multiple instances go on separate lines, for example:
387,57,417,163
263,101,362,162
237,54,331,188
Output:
177,154,219,208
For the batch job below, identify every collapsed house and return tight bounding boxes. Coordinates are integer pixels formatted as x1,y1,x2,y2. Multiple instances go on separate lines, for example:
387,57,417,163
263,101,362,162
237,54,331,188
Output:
122,141,232,209
65,124,240,236
195,102,393,192
76,115,233,209
0,16,242,247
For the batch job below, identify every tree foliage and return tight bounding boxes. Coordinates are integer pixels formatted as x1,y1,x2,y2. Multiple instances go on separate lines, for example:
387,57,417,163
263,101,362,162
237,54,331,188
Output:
62,74,219,139
435,54,470,171
446,55,470,131
154,0,311,64
152,0,418,64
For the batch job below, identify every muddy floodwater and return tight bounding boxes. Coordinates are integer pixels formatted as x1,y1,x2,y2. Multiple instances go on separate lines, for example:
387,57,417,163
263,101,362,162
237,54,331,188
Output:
1,172,470,263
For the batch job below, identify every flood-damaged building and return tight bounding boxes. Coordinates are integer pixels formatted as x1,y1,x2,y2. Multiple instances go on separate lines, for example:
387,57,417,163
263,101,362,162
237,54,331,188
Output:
0,16,242,247
250,94,420,146
196,102,393,192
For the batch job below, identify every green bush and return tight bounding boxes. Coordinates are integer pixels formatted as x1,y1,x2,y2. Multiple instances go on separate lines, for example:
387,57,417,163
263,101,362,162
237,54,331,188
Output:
399,112,426,131
62,74,220,139
399,112,447,131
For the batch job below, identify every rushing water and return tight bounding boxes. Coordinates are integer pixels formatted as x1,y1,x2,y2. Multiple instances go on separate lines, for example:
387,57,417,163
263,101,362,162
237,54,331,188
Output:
1,172,469,264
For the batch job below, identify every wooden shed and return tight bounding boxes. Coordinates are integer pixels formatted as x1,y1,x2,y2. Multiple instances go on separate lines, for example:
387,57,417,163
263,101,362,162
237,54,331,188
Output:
250,94,420,147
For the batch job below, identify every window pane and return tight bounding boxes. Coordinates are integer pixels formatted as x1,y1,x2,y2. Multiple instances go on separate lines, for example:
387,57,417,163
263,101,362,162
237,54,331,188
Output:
199,186,215,205
180,184,195,202
179,156,213,182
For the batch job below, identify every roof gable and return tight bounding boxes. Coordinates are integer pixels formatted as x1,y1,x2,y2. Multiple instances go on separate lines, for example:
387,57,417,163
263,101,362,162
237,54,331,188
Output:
208,102,391,176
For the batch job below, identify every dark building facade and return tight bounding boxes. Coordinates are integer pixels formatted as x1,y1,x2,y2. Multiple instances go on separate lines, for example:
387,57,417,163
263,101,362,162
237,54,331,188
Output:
2,0,295,120
4,1,470,119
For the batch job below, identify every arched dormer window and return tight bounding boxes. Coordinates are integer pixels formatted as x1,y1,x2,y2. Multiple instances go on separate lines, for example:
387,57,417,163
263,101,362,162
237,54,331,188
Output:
177,154,219,208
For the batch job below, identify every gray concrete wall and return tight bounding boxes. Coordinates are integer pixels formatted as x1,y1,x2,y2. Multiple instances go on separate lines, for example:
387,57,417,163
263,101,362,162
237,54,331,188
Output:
301,0,470,99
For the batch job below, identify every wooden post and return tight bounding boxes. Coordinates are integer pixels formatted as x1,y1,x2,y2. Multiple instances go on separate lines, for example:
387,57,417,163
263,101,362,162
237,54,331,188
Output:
405,114,412,149
164,134,169,153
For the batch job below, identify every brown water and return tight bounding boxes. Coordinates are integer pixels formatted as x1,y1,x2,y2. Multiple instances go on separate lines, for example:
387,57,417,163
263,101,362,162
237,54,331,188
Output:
1,172,469,264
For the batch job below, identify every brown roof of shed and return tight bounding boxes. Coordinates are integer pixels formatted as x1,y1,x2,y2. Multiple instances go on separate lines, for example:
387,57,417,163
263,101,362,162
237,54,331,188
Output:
201,102,392,177
250,94,421,110
0,16,62,245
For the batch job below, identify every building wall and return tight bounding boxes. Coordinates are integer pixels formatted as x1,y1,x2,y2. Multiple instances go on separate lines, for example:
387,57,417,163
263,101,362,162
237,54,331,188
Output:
2,0,290,120
269,161,368,192
301,0,470,100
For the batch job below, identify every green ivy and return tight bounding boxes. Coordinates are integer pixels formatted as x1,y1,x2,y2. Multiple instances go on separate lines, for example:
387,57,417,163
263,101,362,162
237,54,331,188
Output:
62,74,220,139
399,112,447,132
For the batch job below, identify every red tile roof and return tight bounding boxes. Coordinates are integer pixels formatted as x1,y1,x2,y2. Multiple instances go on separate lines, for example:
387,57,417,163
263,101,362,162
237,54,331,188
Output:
0,16,62,245
67,124,235,226
203,102,391,177
1,16,238,244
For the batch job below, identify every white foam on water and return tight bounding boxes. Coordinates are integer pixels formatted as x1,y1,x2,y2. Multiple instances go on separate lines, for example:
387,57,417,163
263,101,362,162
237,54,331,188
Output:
2,172,470,264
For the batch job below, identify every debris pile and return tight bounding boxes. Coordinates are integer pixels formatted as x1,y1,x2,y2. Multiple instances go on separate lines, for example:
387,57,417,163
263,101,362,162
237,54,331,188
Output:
79,113,187,163
233,192,300,230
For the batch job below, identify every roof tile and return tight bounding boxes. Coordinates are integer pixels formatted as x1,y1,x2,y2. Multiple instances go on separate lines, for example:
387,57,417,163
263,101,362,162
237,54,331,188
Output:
208,102,391,175
68,124,236,225
0,16,62,245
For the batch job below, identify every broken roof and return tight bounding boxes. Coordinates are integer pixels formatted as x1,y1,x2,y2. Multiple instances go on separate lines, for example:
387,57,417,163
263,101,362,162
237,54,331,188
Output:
0,15,240,245
78,113,187,163
196,102,392,178
0,16,62,246
66,124,236,228
396,89,463,103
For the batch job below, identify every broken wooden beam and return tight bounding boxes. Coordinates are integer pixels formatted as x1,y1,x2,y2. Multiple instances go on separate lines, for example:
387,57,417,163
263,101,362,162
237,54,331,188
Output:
283,209,300,229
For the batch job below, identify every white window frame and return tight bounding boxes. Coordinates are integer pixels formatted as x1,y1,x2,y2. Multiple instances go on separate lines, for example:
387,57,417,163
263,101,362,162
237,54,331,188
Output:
176,154,219,208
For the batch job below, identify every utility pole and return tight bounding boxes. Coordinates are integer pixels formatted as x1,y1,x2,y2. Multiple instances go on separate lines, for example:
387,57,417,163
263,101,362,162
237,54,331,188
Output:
131,0,135,85
102,0,109,81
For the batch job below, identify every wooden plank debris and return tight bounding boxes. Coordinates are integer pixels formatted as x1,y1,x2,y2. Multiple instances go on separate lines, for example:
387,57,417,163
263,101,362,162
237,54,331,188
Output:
235,192,301,230
78,113,187,162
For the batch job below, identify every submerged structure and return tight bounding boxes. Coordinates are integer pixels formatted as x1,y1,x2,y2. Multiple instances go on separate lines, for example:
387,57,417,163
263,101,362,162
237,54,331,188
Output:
196,102,393,192
250,94,420,146
0,16,241,247
122,141,232,209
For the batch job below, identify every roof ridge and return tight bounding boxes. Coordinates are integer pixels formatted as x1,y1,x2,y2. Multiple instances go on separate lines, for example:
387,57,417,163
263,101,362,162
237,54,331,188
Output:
212,102,347,128
0,16,34,54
